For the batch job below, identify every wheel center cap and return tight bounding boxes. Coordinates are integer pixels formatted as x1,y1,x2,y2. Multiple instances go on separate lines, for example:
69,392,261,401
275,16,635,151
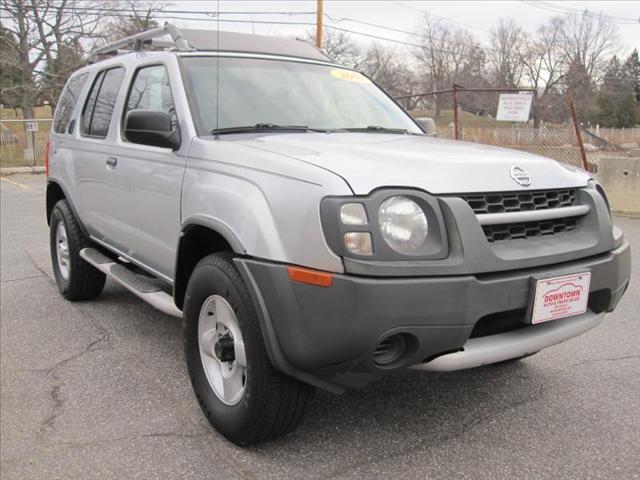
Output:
214,334,235,363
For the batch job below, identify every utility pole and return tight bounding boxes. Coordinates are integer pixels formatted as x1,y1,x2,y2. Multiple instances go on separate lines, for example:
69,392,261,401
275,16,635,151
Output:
316,0,323,49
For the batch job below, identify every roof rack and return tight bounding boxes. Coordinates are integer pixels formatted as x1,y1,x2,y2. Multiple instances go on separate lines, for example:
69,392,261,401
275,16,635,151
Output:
89,22,333,64
89,22,193,62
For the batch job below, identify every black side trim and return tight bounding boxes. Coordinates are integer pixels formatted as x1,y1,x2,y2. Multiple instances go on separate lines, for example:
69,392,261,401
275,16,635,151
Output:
234,258,345,394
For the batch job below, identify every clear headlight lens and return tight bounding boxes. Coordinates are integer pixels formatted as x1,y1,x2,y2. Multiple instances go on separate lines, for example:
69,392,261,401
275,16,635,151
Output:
343,232,373,255
340,203,368,225
378,196,428,253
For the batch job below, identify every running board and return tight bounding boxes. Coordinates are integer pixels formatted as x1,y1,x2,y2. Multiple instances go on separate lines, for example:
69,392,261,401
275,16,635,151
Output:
80,248,182,318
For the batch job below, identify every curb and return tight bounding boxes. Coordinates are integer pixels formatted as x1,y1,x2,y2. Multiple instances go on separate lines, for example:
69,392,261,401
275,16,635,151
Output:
0,166,46,175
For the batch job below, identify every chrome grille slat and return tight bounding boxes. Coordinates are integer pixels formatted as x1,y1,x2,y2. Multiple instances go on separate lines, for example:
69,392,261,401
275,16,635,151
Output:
476,204,590,226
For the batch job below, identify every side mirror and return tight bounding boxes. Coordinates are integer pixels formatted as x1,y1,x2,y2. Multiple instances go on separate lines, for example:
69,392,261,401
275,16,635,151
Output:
415,117,437,137
124,109,180,150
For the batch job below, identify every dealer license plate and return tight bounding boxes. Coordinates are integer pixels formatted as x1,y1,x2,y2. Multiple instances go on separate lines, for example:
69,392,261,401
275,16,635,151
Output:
530,272,591,324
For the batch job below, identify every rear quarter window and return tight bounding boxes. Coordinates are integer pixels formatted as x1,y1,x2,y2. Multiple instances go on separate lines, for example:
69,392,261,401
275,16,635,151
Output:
53,73,89,134
81,67,125,138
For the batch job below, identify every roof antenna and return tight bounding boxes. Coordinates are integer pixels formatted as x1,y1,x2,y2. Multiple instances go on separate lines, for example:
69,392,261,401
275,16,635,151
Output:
215,0,220,139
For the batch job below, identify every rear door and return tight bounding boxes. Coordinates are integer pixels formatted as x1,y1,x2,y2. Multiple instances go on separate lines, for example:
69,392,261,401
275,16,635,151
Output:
75,67,128,248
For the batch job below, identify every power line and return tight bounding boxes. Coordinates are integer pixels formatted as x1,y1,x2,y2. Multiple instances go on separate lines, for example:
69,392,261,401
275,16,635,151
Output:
533,0,639,23
384,0,547,53
324,24,465,55
324,13,496,53
388,0,492,34
520,1,639,25
4,4,317,16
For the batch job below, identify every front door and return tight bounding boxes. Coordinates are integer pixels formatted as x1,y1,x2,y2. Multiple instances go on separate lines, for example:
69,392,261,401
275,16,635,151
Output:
103,64,186,280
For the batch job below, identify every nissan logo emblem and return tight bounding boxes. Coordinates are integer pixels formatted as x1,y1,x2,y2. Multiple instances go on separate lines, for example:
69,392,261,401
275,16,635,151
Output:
510,166,532,187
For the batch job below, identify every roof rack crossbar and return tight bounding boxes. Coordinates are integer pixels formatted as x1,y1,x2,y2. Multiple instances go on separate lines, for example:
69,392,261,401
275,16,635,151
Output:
90,22,193,62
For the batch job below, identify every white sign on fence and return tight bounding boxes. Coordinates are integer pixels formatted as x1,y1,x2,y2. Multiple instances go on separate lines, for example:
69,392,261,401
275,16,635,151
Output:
25,121,39,132
496,93,533,122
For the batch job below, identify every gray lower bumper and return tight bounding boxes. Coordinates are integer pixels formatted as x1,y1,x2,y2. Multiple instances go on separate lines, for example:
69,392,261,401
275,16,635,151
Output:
236,240,631,392
411,311,604,372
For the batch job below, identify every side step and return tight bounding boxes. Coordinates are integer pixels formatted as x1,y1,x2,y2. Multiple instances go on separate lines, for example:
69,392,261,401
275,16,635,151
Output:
80,248,182,318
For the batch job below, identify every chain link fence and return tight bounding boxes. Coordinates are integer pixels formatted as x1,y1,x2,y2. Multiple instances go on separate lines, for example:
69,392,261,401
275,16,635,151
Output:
1,104,637,172
402,87,636,172
0,119,52,169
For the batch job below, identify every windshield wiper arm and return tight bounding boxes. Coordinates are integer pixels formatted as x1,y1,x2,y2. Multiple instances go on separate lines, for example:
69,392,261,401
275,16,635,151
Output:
343,126,421,135
212,123,327,135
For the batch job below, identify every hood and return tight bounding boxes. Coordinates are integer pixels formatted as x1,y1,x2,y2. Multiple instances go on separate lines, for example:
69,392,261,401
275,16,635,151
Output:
236,132,591,195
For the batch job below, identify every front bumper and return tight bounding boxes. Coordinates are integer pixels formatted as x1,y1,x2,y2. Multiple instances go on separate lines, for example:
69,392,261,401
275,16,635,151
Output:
235,240,630,393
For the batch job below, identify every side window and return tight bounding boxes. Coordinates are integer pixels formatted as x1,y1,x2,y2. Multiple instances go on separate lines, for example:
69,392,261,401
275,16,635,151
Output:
81,67,125,138
81,71,104,136
53,73,88,134
124,65,177,129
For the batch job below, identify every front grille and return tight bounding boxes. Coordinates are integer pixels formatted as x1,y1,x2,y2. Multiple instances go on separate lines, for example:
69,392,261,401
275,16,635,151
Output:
458,188,581,242
483,217,578,242
462,189,577,214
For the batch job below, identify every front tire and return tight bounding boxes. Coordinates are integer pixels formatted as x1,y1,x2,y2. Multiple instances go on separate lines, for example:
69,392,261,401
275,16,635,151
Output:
49,200,106,300
183,253,313,445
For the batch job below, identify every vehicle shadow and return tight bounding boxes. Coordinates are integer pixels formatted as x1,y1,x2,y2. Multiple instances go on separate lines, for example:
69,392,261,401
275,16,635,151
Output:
95,283,554,472
249,355,552,466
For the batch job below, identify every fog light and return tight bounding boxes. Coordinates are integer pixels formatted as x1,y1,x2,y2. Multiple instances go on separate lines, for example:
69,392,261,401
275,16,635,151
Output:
344,232,372,255
373,334,408,366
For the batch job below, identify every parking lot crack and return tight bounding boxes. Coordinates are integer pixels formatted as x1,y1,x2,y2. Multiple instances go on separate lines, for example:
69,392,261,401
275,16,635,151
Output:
568,354,640,368
0,274,46,284
36,334,110,440
23,248,54,283
56,431,212,448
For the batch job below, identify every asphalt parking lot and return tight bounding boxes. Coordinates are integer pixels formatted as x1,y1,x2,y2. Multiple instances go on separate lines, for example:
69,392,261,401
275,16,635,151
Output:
0,173,638,480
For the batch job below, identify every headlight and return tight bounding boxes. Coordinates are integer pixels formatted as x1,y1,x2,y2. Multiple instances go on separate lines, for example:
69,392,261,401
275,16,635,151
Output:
378,196,429,254
320,190,448,261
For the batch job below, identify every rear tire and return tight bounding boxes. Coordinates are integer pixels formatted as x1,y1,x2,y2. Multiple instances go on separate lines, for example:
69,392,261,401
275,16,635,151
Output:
49,199,106,300
183,253,313,445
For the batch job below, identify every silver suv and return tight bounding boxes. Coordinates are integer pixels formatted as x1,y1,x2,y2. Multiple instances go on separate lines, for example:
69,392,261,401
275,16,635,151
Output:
46,24,630,445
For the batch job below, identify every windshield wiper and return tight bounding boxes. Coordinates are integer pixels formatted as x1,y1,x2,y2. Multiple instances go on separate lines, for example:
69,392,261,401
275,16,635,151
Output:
212,123,327,135
342,126,421,135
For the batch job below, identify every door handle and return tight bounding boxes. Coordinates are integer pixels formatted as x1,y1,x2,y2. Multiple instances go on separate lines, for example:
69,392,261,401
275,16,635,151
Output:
106,157,118,169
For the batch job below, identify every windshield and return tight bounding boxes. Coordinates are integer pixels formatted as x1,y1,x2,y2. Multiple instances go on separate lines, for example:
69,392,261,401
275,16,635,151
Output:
180,56,422,135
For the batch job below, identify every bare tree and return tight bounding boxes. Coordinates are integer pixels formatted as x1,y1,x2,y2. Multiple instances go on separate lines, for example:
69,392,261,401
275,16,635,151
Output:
411,15,477,117
104,1,166,39
558,12,617,122
520,17,567,95
519,16,569,125
306,29,362,68
0,0,108,115
488,18,525,88
562,11,617,81
0,23,25,109
360,43,421,108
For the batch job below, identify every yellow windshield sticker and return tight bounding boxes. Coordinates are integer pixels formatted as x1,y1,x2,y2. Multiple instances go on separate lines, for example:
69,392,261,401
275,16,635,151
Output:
330,69,371,84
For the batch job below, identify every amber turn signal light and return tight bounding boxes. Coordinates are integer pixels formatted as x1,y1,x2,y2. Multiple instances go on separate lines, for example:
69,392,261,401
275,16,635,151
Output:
287,266,333,287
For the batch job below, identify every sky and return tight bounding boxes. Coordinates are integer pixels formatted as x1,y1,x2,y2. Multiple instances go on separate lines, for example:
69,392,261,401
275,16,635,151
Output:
158,1,639,57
